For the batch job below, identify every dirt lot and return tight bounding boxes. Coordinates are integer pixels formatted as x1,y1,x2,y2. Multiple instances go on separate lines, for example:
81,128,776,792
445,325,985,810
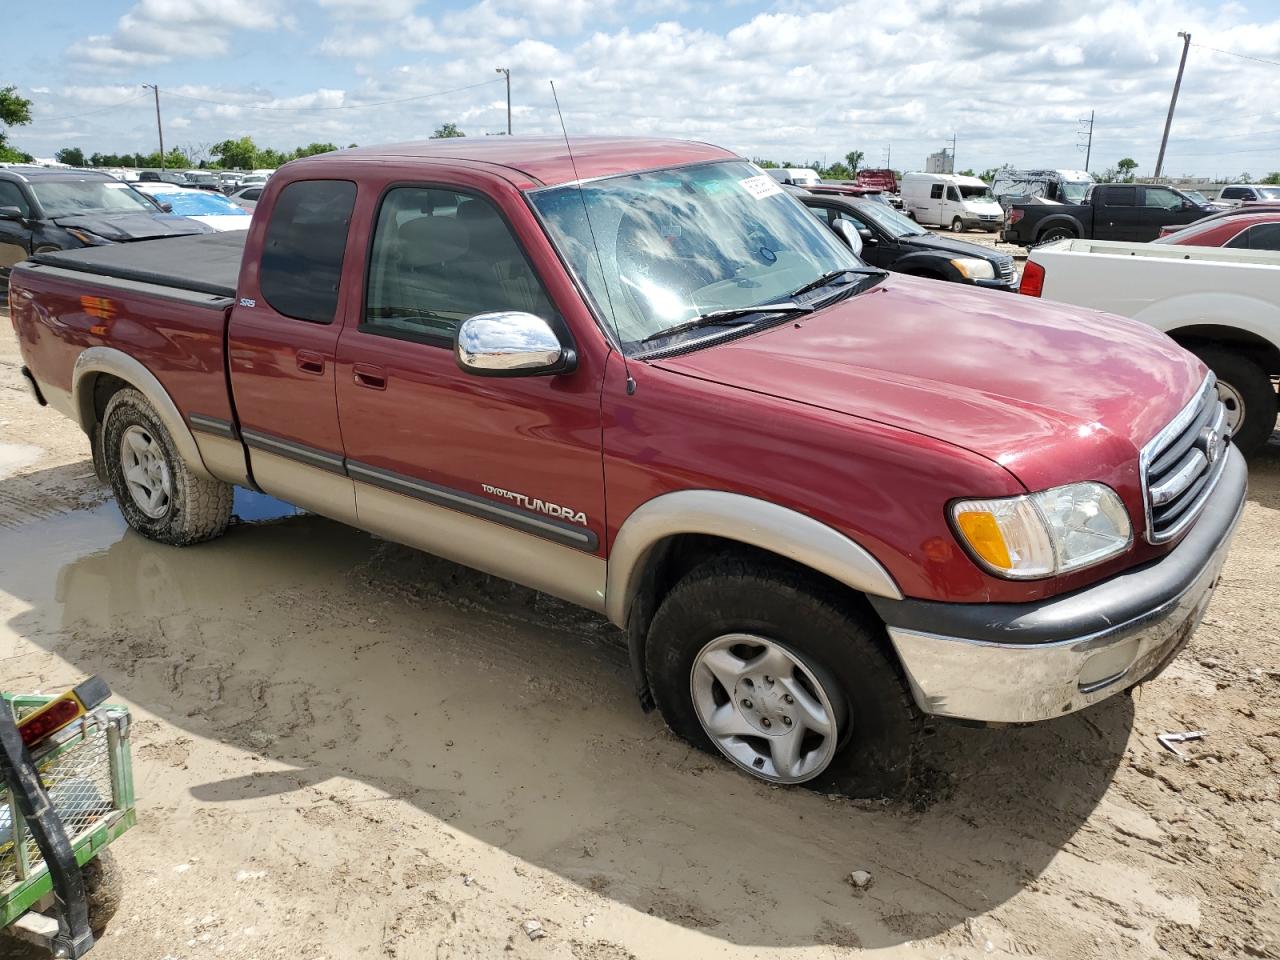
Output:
1,311,1277,960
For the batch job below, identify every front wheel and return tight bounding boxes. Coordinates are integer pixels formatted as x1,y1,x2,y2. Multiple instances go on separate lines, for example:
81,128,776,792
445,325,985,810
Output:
645,558,923,798
950,217,964,233
1190,347,1277,457
102,388,233,545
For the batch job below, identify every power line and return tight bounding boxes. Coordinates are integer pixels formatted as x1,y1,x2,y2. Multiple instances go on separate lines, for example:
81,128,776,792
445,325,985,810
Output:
1192,43,1280,68
162,77,503,112
25,93,148,125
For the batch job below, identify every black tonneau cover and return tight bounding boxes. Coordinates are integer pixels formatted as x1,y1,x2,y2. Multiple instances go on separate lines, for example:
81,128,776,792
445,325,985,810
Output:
31,231,246,299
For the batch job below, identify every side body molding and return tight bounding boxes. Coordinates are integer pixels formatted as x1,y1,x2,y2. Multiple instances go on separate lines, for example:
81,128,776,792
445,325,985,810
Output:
605,490,903,627
72,347,215,481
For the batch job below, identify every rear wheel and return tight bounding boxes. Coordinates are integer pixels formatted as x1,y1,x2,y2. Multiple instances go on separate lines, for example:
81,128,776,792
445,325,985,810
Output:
645,557,923,798
102,388,233,545
1188,347,1277,457
1036,224,1077,244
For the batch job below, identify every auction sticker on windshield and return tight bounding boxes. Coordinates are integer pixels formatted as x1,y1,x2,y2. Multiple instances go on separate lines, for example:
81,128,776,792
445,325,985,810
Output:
739,175,784,200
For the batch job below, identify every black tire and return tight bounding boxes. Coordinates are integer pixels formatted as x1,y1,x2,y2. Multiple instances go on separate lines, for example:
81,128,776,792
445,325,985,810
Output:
1189,346,1277,457
1035,224,1077,244
102,388,232,545
645,557,924,799
82,850,123,937
950,217,964,233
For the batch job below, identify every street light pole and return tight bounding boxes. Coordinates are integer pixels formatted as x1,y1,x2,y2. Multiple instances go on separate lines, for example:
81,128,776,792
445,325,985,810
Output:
1154,32,1191,179
494,67,511,135
141,84,164,169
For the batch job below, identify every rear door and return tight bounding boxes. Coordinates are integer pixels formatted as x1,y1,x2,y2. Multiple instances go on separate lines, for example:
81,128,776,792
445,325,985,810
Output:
0,181,33,278
333,177,607,608
227,178,359,522
1095,185,1140,239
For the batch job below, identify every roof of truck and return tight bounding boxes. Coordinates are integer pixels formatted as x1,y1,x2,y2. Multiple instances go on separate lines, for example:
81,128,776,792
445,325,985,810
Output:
310,136,738,189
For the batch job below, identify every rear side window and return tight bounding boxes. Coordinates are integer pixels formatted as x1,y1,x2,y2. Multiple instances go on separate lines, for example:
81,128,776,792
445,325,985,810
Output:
1226,223,1280,251
0,181,30,217
1104,186,1136,207
1142,187,1184,210
929,184,944,199
259,179,356,323
243,187,262,201
1220,188,1246,200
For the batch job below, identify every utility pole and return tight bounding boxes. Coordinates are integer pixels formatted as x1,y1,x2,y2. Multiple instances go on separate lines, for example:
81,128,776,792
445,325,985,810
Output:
949,132,957,173
1079,110,1095,169
1155,32,1191,179
494,67,511,135
141,83,164,169
885,144,891,169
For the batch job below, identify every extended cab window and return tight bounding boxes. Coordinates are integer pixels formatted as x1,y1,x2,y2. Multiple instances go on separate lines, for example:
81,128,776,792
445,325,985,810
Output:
363,186,555,343
1226,223,1280,251
259,179,356,324
930,184,944,200
1104,186,1136,207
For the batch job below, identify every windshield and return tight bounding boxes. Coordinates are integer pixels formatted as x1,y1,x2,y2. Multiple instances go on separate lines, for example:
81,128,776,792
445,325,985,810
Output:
1183,190,1209,205
1257,187,1280,200
530,160,860,350
32,180,158,218
959,184,996,203
147,190,248,217
1061,181,1091,203
850,200,927,238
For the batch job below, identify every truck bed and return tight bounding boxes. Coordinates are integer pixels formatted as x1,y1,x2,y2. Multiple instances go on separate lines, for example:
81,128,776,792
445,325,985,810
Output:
30,231,246,299
1043,237,1280,266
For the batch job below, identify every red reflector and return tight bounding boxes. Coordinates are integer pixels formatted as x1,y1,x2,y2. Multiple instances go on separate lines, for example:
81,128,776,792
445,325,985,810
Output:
1018,260,1045,297
18,697,84,748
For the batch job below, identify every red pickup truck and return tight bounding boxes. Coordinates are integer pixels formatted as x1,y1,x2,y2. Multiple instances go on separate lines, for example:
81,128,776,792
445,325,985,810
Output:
7,137,1246,797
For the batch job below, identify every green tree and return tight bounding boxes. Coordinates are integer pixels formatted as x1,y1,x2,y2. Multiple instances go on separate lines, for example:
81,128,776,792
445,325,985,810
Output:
138,147,191,169
752,158,779,168
1237,172,1253,184
978,167,1001,183
56,147,86,167
1116,157,1138,182
255,147,290,168
212,136,258,169
0,85,33,162
1262,172,1280,185
845,150,864,176
958,168,976,177
431,122,465,139
294,142,338,158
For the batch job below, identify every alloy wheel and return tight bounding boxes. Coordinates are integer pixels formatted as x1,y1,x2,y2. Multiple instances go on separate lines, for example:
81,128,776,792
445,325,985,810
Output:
120,425,173,519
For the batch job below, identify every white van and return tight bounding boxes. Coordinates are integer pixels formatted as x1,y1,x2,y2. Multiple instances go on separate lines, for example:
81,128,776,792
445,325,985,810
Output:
766,167,821,188
901,173,1004,232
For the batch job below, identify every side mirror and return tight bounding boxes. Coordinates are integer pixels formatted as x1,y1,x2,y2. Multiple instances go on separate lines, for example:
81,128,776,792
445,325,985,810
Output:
160,202,174,213
832,218,863,258
857,227,876,243
0,205,26,223
454,312,576,378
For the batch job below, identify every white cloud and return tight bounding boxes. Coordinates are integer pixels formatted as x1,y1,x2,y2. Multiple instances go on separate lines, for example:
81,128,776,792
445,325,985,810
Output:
29,0,1280,179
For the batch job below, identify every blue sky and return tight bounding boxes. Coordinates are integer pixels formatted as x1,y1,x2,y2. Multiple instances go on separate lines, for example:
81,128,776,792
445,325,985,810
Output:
7,0,1280,177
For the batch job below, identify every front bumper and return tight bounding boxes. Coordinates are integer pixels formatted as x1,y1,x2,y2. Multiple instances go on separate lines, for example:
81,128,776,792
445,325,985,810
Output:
870,446,1247,723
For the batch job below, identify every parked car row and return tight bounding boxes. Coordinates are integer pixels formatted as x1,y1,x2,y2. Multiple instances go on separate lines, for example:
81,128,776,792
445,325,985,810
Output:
7,135,1254,797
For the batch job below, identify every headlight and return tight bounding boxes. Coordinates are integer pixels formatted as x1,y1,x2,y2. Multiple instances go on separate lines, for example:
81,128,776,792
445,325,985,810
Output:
949,257,996,281
65,228,112,247
951,482,1132,579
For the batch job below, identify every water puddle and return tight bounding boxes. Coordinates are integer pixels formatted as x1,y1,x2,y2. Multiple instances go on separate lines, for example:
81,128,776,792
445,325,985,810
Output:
232,487,302,522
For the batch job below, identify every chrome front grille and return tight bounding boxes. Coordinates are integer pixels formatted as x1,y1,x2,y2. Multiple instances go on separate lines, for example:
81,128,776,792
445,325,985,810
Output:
1141,376,1230,543
996,257,1016,281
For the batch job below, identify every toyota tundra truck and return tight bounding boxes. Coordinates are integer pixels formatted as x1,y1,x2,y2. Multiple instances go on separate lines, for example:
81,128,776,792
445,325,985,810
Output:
7,137,1246,797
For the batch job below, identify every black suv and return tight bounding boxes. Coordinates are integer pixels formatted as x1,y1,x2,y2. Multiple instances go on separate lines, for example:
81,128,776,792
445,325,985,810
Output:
800,192,1017,290
0,167,211,289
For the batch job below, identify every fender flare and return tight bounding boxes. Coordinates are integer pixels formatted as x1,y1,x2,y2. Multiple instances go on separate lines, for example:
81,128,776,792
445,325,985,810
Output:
604,489,903,628
1032,214,1084,241
72,346,214,481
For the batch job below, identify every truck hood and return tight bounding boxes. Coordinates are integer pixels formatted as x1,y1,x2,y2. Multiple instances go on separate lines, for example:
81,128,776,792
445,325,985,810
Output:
654,275,1206,491
52,213,211,242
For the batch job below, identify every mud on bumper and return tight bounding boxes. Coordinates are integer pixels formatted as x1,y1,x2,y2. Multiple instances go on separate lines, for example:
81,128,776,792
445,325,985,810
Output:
869,446,1247,724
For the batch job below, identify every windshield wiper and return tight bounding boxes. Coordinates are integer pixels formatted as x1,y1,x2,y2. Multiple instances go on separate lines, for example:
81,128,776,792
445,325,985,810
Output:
787,268,884,299
638,301,812,346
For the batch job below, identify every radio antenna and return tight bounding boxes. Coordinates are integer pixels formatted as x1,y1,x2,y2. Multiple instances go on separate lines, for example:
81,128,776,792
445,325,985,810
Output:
550,80,636,396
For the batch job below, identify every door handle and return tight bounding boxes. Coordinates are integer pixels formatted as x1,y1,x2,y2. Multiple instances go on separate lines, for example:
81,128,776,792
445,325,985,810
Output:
297,350,325,375
352,363,387,390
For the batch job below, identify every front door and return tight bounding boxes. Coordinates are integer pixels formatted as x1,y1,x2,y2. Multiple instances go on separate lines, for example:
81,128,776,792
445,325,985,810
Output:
1139,185,1193,240
227,178,359,522
334,181,608,609
0,181,33,279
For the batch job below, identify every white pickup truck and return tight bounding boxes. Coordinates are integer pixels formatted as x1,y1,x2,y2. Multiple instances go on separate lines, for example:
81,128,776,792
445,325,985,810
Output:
1020,238,1280,455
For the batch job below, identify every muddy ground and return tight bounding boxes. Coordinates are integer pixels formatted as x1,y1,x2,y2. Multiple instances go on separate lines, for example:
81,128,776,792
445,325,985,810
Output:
1,312,1277,960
